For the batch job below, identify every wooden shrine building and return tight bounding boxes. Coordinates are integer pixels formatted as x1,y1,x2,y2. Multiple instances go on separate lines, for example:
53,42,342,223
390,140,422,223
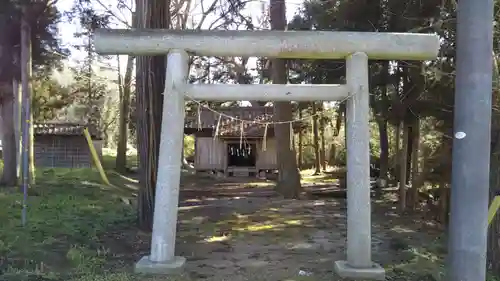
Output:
184,106,296,177
33,122,103,168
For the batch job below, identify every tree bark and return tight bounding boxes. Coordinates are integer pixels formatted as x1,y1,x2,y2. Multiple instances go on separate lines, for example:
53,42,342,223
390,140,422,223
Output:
320,111,327,171
406,124,413,187
488,98,500,274
136,0,171,231
394,121,401,181
410,119,421,209
0,12,17,186
437,180,449,225
489,146,500,274
399,121,409,212
334,103,344,137
377,61,390,186
377,118,389,186
312,102,320,175
116,55,134,172
21,8,35,185
0,85,17,186
270,0,301,199
13,80,21,180
297,108,303,169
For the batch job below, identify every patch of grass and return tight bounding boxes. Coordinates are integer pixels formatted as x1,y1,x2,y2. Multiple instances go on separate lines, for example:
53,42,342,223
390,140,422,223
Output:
245,181,274,188
0,166,136,280
299,169,341,184
388,246,445,280
101,152,138,170
68,272,194,281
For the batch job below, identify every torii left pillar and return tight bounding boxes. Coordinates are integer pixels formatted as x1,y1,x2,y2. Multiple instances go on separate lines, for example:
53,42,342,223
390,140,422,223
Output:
134,49,189,274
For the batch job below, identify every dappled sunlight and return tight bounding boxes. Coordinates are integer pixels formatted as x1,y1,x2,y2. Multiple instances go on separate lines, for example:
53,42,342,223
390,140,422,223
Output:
178,205,204,211
284,219,303,225
180,215,207,225
245,181,275,188
233,212,249,219
391,225,415,233
301,175,339,184
203,234,231,242
3,163,449,281
234,223,281,232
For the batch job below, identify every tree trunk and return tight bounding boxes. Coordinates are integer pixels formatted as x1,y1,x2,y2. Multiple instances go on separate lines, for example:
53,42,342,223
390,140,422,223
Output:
377,118,389,187
21,7,35,186
29,110,34,184
116,55,134,172
297,108,303,169
488,100,500,274
270,0,301,199
410,119,421,209
375,60,390,186
406,124,413,187
399,121,409,212
334,104,343,137
0,12,16,186
394,122,401,181
320,112,327,171
0,85,17,186
437,181,449,225
489,141,500,274
312,102,320,175
329,144,336,165
136,0,171,231
13,80,21,180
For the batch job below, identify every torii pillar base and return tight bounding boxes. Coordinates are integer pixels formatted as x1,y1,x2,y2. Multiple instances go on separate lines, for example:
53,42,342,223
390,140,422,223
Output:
134,256,186,275
334,260,386,280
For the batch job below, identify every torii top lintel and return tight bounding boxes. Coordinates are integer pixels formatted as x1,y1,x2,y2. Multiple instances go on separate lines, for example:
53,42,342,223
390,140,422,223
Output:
94,29,439,61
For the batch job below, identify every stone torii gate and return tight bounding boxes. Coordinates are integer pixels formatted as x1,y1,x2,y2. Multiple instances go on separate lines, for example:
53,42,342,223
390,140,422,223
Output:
95,29,439,280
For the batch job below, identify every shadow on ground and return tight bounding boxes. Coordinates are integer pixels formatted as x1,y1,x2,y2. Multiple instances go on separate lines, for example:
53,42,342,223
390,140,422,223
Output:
1,169,446,281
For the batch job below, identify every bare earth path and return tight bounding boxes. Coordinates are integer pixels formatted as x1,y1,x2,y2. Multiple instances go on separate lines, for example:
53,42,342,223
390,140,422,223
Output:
104,175,445,281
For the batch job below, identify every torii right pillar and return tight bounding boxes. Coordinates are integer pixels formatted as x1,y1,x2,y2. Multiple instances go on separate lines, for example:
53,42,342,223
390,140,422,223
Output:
333,52,385,280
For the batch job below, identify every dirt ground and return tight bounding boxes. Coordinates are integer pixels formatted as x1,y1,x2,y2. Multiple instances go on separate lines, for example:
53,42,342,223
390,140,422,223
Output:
102,174,446,281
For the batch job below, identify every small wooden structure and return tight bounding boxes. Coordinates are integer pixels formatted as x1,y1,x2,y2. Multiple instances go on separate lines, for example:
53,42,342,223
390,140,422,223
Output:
185,106,292,177
34,122,103,168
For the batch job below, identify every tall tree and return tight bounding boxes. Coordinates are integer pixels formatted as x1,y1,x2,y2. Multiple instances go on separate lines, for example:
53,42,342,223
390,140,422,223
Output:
312,101,320,174
0,0,66,186
20,3,35,186
488,35,500,276
135,0,171,231
270,0,301,198
115,9,135,172
134,0,263,229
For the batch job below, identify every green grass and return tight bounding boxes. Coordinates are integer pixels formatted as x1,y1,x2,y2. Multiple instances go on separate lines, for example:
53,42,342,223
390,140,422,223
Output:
1,156,498,281
0,167,137,281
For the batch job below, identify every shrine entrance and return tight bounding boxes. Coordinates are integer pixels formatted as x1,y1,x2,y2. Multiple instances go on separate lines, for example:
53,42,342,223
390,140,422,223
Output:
227,142,256,168
94,28,439,280
226,141,257,177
